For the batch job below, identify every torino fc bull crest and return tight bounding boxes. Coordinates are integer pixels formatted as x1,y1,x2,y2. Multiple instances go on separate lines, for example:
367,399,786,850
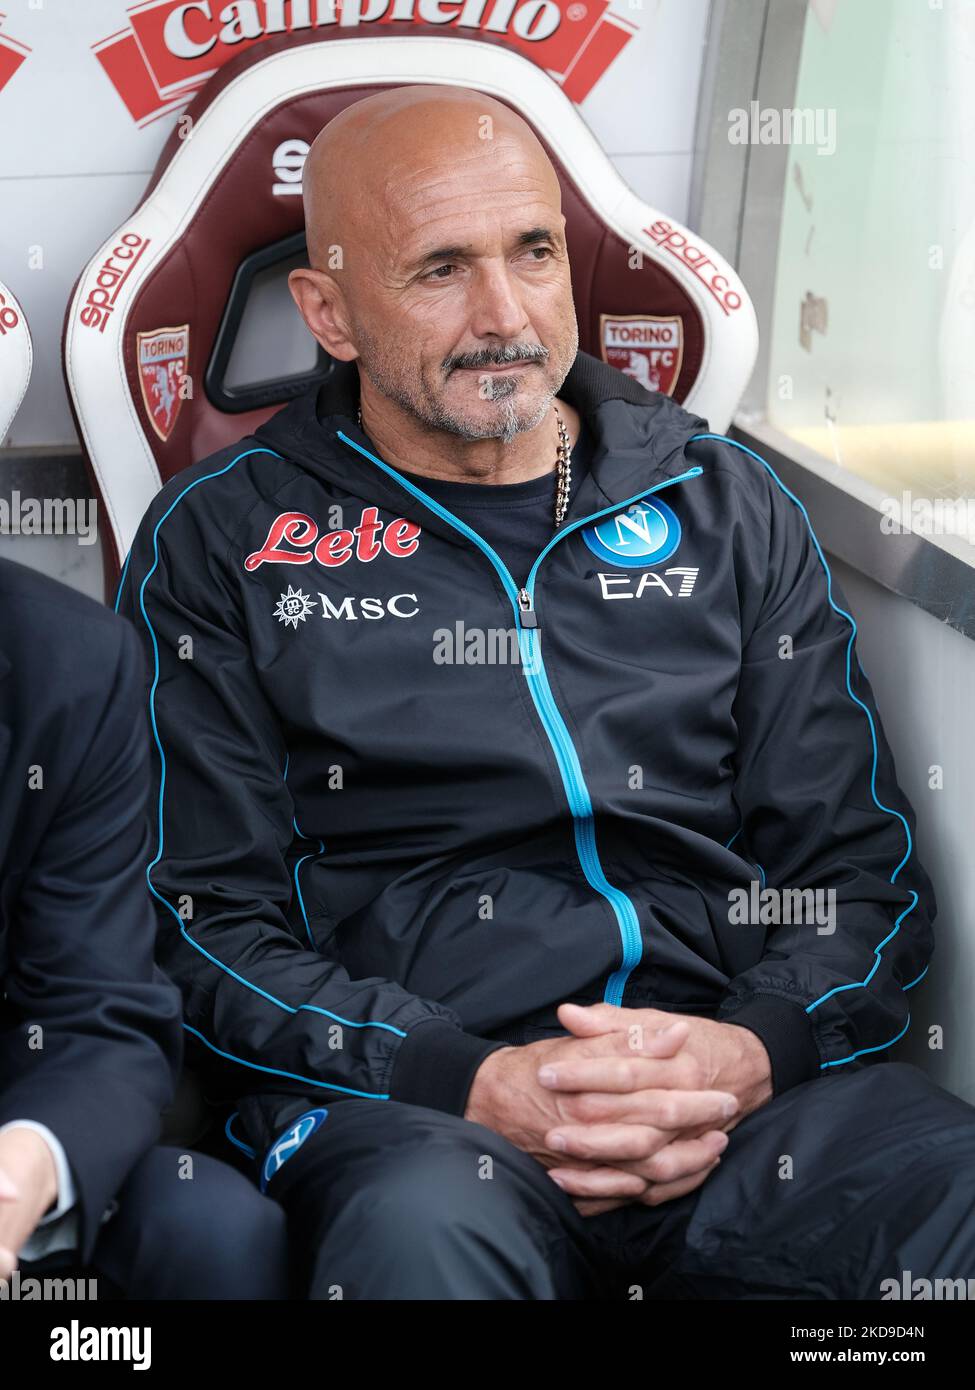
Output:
136,325,188,441
600,314,684,398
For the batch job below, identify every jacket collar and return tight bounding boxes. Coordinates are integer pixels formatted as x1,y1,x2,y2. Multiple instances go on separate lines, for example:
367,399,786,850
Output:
254,350,709,544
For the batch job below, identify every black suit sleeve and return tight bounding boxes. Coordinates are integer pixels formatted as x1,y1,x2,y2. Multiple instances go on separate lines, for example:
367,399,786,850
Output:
0,621,183,1262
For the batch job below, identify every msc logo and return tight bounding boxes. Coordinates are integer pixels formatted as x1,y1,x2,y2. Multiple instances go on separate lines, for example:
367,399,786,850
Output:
261,1109,328,1193
273,587,420,627
582,498,682,568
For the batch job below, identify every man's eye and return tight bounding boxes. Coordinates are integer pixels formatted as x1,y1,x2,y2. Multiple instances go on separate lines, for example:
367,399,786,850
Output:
426,264,455,280
528,246,553,260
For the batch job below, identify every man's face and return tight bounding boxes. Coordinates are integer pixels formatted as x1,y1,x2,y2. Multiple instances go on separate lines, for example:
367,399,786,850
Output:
345,132,579,443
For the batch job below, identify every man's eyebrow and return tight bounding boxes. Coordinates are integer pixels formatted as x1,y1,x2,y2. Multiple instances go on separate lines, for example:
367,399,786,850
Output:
404,227,558,274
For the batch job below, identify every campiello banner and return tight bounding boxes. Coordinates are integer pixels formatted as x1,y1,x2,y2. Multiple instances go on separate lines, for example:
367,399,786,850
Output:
93,0,638,125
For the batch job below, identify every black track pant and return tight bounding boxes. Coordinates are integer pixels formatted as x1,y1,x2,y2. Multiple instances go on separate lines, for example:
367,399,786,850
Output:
253,1062,975,1300
20,1146,289,1299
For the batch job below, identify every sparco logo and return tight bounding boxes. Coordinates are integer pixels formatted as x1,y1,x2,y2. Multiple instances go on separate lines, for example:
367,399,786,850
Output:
79,233,151,333
0,290,20,338
92,2,637,126
246,507,421,571
272,139,309,197
643,220,743,318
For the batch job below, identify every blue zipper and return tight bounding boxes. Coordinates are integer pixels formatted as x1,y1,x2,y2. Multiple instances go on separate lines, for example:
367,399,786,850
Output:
336,428,701,1004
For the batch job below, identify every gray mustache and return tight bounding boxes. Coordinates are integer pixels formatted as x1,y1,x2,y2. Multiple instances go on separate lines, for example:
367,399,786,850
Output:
445,345,549,372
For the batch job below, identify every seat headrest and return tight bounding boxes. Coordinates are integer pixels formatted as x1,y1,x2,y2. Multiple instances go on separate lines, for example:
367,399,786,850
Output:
64,29,757,592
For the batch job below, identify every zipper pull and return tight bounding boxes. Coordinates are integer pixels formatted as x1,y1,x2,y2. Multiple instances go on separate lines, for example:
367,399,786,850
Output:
518,588,538,629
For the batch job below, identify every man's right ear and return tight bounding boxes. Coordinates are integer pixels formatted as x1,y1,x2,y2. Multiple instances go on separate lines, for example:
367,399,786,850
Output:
287,267,357,363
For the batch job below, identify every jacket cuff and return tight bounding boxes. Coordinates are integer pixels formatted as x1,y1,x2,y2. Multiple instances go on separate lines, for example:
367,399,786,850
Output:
718,996,822,1096
389,1019,510,1116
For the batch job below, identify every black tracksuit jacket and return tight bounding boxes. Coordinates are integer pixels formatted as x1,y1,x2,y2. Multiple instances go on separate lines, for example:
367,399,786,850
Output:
116,351,935,1126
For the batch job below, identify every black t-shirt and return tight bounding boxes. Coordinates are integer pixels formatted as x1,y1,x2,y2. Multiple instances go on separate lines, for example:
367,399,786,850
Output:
396,419,596,587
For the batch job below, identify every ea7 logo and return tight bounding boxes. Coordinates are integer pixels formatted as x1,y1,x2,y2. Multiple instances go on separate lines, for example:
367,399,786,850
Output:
596,569,699,599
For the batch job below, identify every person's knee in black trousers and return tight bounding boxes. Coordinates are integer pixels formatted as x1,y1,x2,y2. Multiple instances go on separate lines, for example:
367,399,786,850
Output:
266,1099,600,1300
89,1146,290,1299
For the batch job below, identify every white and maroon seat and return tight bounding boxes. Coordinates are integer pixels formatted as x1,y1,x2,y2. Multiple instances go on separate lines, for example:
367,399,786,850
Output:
0,278,32,445
63,27,757,599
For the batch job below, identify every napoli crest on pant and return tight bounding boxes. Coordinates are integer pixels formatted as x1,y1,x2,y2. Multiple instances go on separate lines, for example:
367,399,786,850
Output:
261,1107,329,1192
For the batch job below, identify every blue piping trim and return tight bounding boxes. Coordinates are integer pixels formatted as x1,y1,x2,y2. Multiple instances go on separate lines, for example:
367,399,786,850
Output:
691,433,926,1067
818,1016,911,1068
224,1110,257,1160
902,965,928,992
284,757,330,951
292,815,326,949
130,449,405,1095
113,547,132,613
182,1023,389,1098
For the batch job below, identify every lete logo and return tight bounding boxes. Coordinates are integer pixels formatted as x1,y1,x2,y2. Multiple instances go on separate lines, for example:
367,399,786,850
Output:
245,507,421,571
582,498,682,568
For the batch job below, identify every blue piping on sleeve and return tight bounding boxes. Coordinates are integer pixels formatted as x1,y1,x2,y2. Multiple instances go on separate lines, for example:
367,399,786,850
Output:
692,434,927,1070
130,450,405,1098
292,815,326,949
183,1023,389,1098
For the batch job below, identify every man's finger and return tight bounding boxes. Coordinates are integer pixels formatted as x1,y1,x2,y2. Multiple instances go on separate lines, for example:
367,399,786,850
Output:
0,1167,18,1201
548,1122,728,1171
573,1197,632,1218
547,1164,648,1200
628,1132,728,1185
639,1157,722,1207
538,1029,690,1092
548,1122,661,1162
0,1245,16,1280
548,1087,738,1145
539,1050,736,1108
558,1001,681,1040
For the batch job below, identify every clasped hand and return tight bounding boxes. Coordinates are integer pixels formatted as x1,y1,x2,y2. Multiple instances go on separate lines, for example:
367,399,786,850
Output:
465,1002,773,1217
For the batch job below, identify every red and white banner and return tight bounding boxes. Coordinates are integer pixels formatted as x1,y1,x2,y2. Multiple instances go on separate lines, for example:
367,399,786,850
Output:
93,0,637,125
0,11,30,95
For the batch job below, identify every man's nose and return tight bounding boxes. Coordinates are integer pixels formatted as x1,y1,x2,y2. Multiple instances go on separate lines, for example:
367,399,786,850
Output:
467,262,531,342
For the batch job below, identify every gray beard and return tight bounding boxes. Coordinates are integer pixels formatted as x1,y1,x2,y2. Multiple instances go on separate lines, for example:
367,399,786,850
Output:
356,341,560,444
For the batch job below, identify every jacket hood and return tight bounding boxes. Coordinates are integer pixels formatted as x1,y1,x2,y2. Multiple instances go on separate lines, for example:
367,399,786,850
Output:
253,351,710,541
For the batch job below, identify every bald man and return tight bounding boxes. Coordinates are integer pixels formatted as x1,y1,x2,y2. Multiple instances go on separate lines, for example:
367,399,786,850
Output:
117,85,975,1300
